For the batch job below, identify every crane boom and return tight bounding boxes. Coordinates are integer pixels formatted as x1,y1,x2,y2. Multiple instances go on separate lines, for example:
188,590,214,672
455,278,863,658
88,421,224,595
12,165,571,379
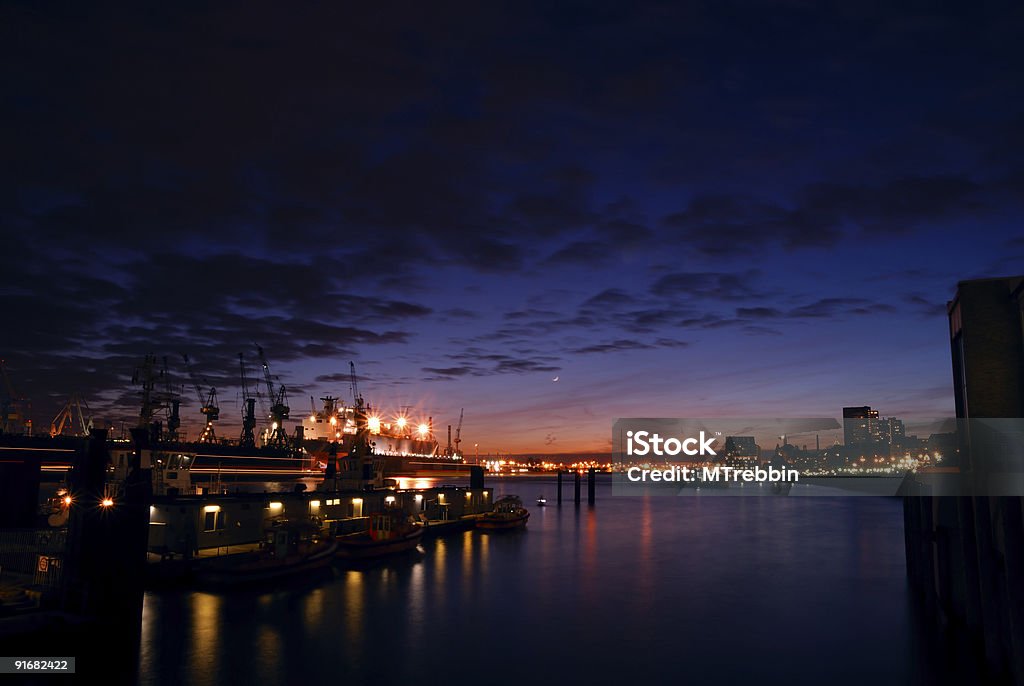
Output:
238,352,256,447
256,344,275,401
349,361,360,407
182,354,219,442
254,344,290,448
454,408,464,457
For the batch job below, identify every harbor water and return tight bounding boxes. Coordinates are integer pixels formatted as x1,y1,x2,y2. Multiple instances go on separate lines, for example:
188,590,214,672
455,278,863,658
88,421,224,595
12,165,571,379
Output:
137,476,981,685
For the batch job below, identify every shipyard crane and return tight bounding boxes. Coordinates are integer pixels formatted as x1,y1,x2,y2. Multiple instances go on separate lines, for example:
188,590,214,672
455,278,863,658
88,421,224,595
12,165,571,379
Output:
0,359,31,436
348,361,364,409
162,356,181,441
50,394,93,437
255,344,290,448
238,352,257,448
453,408,464,458
132,354,177,440
182,354,219,443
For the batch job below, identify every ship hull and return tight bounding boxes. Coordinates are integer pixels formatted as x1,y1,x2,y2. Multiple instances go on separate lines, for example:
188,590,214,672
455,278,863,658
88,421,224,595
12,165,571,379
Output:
334,527,424,559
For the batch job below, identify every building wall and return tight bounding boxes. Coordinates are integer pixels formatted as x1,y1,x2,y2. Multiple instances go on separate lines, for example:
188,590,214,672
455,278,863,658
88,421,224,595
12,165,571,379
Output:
905,275,1024,686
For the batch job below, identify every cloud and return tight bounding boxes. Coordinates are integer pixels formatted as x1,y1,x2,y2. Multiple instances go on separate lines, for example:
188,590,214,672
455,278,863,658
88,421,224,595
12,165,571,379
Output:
788,298,886,318
422,348,563,379
570,338,687,354
903,294,949,318
660,175,986,255
650,270,761,300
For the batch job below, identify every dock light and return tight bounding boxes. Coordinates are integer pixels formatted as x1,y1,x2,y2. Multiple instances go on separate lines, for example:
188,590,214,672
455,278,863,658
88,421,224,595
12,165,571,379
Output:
203,505,221,513
384,496,396,504
465,491,472,498
271,422,279,431
417,423,429,437
269,501,283,511
310,500,320,509
367,416,381,434
414,494,423,503
396,417,407,429
101,498,114,508
352,497,363,504
63,495,72,506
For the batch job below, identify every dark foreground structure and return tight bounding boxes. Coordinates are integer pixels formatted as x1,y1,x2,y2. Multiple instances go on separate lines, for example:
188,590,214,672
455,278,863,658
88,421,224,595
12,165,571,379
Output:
0,428,152,683
904,276,1024,685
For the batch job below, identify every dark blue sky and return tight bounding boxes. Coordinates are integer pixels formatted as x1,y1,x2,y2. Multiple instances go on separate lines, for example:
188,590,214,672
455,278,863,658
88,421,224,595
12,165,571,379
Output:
2,2,1022,451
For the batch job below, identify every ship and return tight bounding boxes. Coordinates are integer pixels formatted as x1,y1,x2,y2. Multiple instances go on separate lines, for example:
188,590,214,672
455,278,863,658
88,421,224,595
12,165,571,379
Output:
299,394,473,478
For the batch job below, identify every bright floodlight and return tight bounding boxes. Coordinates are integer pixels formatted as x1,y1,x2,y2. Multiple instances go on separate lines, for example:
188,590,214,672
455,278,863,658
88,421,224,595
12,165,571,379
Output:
396,417,407,429
367,416,381,434
417,423,429,437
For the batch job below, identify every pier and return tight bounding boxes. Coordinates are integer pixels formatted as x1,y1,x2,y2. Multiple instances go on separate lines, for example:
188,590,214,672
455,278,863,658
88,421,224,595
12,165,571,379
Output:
555,468,600,506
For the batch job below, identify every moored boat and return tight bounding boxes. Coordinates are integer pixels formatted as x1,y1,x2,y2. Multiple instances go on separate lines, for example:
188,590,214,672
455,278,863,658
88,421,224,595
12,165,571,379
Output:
476,495,529,530
334,509,425,560
194,520,336,587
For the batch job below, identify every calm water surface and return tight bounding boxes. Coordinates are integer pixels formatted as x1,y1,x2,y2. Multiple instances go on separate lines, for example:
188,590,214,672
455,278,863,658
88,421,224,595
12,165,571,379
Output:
137,477,979,685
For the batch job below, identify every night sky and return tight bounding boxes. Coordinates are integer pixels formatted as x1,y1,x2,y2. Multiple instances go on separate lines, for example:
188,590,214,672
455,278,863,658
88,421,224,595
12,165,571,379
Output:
2,2,1022,453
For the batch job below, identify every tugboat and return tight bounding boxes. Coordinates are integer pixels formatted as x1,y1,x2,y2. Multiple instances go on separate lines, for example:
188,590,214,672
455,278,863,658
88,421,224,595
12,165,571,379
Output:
194,520,337,587
334,509,425,560
476,495,530,530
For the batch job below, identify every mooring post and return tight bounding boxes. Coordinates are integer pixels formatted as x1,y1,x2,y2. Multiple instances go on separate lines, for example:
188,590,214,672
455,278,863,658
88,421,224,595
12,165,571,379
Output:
557,470,563,505
588,467,596,505
574,471,581,505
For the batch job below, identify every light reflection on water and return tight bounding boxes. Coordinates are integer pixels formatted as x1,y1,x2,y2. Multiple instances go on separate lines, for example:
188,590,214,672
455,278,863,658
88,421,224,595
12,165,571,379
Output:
138,477,980,686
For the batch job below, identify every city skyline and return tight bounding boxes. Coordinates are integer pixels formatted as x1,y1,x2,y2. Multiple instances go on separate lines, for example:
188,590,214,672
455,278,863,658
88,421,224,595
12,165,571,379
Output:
3,3,1023,452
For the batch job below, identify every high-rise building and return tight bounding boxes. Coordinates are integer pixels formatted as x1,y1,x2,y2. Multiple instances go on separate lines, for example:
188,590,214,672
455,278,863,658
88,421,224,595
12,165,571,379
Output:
842,406,878,445
723,436,757,456
886,417,905,443
723,435,759,467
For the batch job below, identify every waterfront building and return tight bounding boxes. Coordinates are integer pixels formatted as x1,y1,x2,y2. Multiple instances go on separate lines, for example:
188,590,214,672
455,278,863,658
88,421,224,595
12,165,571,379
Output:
842,406,879,445
904,275,1024,685
948,276,1024,420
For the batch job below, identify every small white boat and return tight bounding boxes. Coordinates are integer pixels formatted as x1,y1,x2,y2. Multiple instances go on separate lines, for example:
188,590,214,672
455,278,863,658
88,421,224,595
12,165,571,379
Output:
536,495,547,507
